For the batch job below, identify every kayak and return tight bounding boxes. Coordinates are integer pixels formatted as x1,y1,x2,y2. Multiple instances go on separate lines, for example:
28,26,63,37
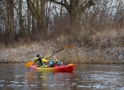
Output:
29,63,76,72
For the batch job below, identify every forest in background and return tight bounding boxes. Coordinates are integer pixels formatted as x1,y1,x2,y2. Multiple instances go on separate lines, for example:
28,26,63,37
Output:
0,0,123,46
0,0,124,63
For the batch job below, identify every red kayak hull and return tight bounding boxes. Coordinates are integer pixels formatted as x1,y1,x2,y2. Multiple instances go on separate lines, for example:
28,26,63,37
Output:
29,64,76,72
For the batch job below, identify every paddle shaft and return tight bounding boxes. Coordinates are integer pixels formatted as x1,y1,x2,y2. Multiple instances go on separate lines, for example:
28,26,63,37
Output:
53,44,73,54
54,48,64,54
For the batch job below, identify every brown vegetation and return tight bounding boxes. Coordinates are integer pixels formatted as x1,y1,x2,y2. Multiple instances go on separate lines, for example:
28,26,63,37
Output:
0,0,124,64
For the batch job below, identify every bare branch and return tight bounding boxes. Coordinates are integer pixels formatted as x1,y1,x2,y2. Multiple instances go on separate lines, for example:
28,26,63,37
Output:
49,0,64,6
64,0,69,6
82,0,94,11
49,0,70,13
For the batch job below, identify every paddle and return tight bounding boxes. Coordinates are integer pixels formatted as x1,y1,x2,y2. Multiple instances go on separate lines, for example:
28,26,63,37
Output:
25,44,73,67
25,61,34,67
53,44,73,54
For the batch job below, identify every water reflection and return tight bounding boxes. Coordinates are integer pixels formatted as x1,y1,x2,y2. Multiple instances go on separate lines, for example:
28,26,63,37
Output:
0,63,124,90
25,69,75,90
0,64,27,90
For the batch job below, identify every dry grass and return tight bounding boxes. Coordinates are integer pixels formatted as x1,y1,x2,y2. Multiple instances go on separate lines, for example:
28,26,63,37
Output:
0,28,123,64
91,29,124,48
0,44,122,64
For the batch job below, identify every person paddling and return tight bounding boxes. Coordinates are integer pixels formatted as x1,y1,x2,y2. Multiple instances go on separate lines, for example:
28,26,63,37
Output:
25,44,73,68
34,54,43,67
33,51,55,67
49,55,62,67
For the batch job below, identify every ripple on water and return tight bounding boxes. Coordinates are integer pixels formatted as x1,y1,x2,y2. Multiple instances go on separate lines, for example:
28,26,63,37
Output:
77,85,91,88
0,64,124,90
0,80,5,82
0,84,3,87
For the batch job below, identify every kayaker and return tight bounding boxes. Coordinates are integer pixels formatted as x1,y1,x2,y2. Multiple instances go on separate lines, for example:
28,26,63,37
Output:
49,55,61,67
33,51,55,67
34,54,43,67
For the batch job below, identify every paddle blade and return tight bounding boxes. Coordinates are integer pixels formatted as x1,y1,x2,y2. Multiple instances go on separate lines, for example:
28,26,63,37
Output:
65,44,73,49
25,62,34,67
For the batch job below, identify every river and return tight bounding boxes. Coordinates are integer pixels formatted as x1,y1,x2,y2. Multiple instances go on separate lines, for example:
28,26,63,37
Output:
0,63,124,90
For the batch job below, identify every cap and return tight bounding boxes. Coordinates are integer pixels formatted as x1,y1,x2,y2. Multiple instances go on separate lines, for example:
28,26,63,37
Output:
36,54,40,57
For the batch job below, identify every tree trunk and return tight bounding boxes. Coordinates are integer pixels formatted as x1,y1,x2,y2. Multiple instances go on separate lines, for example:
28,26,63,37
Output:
31,0,36,37
19,0,25,37
27,6,31,37
26,0,47,39
69,4,83,30
36,0,39,32
40,0,47,36
6,0,15,42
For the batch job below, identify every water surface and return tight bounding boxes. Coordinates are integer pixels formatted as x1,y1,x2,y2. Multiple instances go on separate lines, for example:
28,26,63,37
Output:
0,63,124,90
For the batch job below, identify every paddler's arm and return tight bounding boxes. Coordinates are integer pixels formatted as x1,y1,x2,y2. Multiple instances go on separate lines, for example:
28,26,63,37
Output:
44,51,55,60
44,54,53,60
33,57,39,62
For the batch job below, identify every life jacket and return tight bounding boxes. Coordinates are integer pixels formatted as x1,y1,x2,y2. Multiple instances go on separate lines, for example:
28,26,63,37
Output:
49,59,54,67
49,59,60,66
34,57,49,64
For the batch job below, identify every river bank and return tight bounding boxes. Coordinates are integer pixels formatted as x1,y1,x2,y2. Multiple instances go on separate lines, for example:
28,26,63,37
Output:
0,41,124,64
0,28,124,64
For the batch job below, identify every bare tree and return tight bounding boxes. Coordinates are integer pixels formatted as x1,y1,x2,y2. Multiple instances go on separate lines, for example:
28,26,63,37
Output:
0,0,124,45
26,0,45,34
48,0,94,29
